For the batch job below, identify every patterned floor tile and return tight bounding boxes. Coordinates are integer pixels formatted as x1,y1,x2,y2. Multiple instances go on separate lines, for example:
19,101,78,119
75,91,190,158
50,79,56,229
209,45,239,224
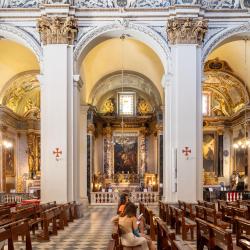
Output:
5,206,116,250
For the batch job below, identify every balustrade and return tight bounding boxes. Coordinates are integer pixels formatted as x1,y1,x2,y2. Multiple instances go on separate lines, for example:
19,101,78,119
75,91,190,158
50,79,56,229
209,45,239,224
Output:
91,191,159,205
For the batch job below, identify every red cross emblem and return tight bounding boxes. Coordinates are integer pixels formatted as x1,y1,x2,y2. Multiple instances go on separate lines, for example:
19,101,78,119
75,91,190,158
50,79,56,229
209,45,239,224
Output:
53,148,62,159
182,147,191,157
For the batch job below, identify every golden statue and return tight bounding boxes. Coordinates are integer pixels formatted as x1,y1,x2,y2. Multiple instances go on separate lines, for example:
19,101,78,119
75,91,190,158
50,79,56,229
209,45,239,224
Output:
102,98,115,114
137,99,150,115
212,98,230,117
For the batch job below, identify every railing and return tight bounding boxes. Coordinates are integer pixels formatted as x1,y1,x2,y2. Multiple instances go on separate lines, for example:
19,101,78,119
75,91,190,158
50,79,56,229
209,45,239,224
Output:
91,192,159,205
0,193,30,203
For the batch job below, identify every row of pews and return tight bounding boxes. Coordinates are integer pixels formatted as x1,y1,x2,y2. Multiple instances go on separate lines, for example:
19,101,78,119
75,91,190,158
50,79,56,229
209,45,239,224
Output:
158,199,250,249
0,200,79,249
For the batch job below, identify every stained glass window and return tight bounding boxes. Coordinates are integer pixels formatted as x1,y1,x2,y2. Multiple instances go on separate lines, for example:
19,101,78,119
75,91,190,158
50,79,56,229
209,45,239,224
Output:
202,92,211,116
118,93,135,116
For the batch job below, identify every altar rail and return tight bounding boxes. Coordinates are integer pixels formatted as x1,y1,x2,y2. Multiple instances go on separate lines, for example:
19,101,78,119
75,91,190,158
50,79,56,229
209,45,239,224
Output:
0,193,30,203
91,192,159,205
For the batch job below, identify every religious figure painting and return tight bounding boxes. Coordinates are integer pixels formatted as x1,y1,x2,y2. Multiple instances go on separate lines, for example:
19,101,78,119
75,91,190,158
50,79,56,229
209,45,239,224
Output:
203,133,216,172
3,139,15,177
114,136,138,174
234,130,248,173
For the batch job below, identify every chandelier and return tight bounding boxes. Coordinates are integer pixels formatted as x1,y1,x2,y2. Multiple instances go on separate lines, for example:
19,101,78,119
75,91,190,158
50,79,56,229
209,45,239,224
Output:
111,34,130,146
233,39,249,149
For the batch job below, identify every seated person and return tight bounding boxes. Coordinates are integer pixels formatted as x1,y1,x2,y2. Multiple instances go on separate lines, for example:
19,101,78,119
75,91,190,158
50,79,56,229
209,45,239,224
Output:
117,193,129,215
119,202,148,250
119,202,155,250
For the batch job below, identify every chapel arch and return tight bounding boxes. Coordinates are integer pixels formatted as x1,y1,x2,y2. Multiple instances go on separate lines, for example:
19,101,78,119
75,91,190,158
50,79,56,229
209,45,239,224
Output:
75,24,167,199
202,30,250,188
0,38,41,193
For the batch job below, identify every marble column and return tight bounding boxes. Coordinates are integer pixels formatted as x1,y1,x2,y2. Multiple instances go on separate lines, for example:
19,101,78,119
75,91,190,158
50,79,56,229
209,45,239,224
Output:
87,123,95,201
79,105,89,205
38,15,78,203
164,17,208,202
223,129,232,186
139,127,148,176
103,126,113,177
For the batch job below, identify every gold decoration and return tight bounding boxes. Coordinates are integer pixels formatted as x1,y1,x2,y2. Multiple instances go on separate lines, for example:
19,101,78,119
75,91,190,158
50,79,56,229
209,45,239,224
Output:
101,98,115,114
137,99,151,115
27,133,40,179
87,123,96,135
167,17,208,45
2,72,40,117
37,16,78,45
204,58,233,72
16,176,25,193
212,97,230,117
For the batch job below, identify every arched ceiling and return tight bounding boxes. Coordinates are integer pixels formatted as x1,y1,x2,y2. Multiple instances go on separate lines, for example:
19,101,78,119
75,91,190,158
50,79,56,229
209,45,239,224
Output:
203,58,249,117
80,38,164,104
208,40,250,91
1,71,40,118
0,39,39,93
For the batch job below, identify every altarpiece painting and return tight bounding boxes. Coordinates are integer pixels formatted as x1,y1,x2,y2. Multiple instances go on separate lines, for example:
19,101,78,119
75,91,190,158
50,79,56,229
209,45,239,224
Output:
203,133,217,172
114,136,138,174
3,138,15,177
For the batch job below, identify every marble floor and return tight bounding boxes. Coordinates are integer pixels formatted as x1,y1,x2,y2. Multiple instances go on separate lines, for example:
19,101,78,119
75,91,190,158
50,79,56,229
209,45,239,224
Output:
9,206,116,250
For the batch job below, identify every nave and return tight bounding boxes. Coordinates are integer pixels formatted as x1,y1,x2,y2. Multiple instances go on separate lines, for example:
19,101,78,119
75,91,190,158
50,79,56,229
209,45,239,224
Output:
8,206,115,250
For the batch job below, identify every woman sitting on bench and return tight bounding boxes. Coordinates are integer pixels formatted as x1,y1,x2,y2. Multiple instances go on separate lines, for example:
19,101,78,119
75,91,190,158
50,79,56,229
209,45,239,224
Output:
119,202,155,250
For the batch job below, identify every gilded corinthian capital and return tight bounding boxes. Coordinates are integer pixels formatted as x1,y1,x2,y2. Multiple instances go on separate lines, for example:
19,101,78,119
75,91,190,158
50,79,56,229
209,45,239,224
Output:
37,16,78,45
166,18,208,45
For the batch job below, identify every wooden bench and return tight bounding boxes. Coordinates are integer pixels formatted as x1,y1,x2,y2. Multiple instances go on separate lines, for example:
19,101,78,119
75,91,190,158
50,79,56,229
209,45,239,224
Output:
155,217,175,249
204,201,216,210
195,205,205,220
235,216,250,250
169,205,176,229
196,218,233,250
11,206,43,235
174,207,196,240
143,206,156,241
203,207,229,230
39,207,58,241
0,219,32,250
172,240,193,250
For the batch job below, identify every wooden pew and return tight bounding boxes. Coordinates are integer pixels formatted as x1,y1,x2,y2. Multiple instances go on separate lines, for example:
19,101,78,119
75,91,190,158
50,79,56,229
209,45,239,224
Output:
195,205,205,220
172,240,192,250
0,219,32,250
169,205,176,229
143,206,156,241
196,218,233,250
0,226,14,250
11,206,43,235
39,207,58,241
235,216,250,250
159,201,165,221
174,207,196,241
218,200,227,212
204,201,216,210
155,217,175,250
203,207,229,230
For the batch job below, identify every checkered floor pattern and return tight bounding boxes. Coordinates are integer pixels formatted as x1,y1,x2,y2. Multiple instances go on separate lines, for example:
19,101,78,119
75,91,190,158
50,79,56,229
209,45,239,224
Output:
7,206,116,250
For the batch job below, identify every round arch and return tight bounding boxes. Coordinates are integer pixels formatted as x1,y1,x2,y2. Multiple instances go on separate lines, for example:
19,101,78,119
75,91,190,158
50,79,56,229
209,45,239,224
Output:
0,23,42,62
73,22,171,75
202,22,250,63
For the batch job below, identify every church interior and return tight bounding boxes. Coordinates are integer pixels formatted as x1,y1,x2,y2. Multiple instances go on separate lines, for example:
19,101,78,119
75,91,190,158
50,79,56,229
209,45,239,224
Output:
2,37,250,200
0,1,250,249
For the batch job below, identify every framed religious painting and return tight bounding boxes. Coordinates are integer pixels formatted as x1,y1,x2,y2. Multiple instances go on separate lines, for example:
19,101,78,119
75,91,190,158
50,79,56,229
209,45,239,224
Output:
113,133,138,174
3,138,15,177
203,132,217,172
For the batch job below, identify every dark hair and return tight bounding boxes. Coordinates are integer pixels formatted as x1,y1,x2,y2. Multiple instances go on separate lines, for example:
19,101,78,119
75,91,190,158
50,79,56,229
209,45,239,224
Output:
124,202,137,218
120,193,128,205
